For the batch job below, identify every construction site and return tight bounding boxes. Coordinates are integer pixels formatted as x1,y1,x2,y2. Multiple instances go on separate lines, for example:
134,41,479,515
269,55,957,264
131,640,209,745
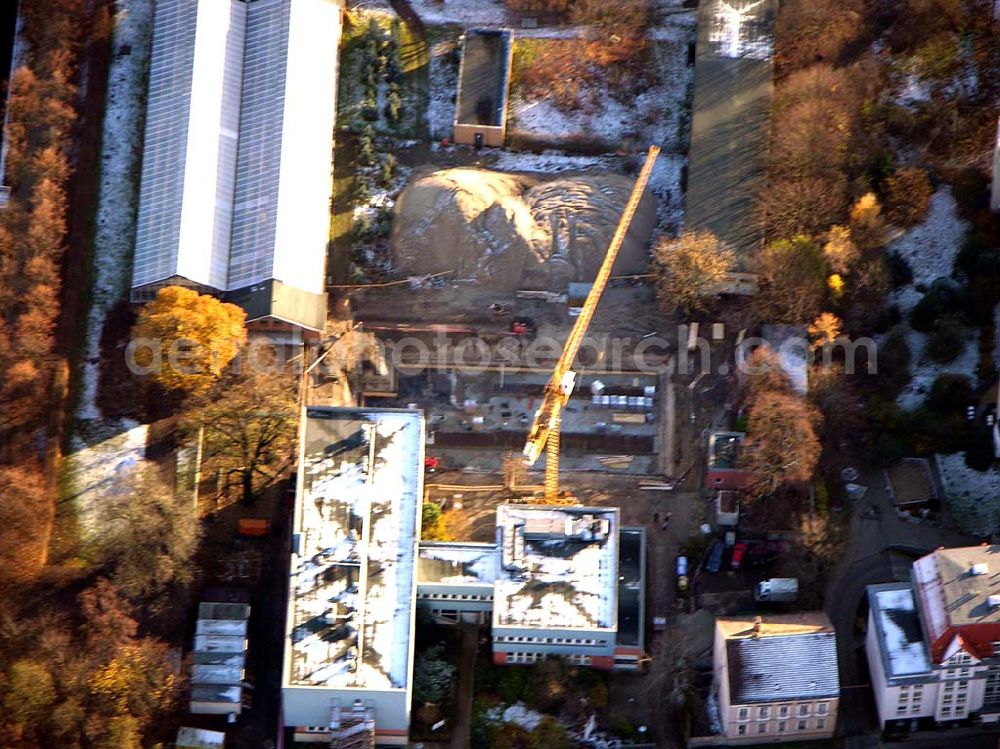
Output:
322,147,719,648
346,149,679,477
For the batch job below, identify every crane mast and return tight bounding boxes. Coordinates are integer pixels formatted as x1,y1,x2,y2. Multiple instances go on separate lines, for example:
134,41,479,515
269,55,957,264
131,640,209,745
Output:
522,146,660,501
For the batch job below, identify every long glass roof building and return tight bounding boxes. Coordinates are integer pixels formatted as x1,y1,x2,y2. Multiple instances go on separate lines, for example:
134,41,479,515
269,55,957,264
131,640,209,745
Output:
130,0,342,335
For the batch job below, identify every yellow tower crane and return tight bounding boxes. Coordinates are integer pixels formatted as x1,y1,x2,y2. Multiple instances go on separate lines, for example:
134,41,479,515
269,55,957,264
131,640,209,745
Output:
522,145,660,502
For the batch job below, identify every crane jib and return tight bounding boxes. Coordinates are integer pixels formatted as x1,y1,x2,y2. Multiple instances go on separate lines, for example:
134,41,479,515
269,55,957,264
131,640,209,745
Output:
519,146,661,499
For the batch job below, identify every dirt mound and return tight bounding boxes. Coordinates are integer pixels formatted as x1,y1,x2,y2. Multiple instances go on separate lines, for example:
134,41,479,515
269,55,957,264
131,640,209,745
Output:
390,167,657,290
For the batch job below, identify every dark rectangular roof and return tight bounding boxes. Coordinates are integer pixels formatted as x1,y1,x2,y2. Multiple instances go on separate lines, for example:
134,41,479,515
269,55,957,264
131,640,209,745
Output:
456,29,511,127
685,0,777,263
616,528,645,648
225,278,327,332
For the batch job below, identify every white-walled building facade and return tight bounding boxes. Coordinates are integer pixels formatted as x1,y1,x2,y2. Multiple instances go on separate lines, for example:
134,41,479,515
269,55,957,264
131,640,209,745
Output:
866,546,1000,733
713,613,840,743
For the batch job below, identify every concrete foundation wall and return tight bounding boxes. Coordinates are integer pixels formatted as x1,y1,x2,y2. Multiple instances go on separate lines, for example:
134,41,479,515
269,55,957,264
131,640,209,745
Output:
454,122,505,147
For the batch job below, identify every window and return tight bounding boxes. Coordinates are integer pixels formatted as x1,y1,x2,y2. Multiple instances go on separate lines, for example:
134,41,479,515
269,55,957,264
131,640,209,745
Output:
959,680,968,689
943,694,953,703
817,702,828,716
816,718,826,730
757,723,767,734
899,692,909,702
778,721,787,733
941,707,951,716
758,707,769,719
798,704,809,717
738,708,749,721
778,705,790,717
737,725,747,736
897,705,907,714
797,720,807,731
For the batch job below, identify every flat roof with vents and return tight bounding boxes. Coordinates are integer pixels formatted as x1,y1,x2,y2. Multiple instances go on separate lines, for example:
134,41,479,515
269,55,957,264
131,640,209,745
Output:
493,505,618,631
284,407,423,691
912,545,1000,663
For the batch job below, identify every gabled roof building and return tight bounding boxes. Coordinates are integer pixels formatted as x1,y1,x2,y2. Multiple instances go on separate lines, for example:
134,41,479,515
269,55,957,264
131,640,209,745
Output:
713,613,840,743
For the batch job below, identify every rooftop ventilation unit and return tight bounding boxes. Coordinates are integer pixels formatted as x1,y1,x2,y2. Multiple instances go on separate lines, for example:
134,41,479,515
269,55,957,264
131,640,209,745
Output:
971,563,990,576
989,595,1000,607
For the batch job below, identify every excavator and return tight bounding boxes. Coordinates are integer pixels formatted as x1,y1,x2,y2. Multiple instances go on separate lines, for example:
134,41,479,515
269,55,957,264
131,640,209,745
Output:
521,145,660,502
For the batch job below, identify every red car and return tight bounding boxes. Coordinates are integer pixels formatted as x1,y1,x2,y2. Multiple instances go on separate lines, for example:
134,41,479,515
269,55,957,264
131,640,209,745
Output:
730,542,748,570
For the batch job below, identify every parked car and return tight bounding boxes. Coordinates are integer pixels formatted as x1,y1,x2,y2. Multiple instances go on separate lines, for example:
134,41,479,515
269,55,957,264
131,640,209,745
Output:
747,540,788,566
730,541,748,570
756,577,799,602
706,541,725,573
676,555,689,591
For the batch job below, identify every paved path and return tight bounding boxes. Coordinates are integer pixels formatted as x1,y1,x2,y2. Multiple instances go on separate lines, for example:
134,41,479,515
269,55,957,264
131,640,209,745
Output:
449,623,479,749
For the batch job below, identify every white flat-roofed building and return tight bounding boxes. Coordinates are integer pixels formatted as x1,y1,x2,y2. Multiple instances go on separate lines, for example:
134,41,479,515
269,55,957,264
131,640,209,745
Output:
491,505,620,668
132,0,246,294
229,0,341,300
416,541,498,624
189,602,250,716
283,407,424,745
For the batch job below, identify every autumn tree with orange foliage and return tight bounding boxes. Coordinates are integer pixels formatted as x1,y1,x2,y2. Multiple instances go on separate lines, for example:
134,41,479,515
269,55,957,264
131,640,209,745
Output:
0,464,53,585
130,286,247,398
743,391,823,500
0,580,183,748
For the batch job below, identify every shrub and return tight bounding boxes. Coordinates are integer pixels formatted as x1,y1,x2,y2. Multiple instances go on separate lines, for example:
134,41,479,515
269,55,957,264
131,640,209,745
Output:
359,124,377,165
879,326,912,396
964,428,996,471
380,153,396,186
421,501,443,539
925,315,964,363
413,645,457,705
497,667,535,705
848,192,887,250
954,229,1000,285
950,167,989,220
873,303,902,334
926,373,974,413
886,252,913,288
909,277,967,332
884,167,933,226
386,86,402,123
822,225,859,275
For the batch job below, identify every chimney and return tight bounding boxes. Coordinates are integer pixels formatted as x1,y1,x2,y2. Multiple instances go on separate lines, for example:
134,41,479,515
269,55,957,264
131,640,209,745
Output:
752,616,763,637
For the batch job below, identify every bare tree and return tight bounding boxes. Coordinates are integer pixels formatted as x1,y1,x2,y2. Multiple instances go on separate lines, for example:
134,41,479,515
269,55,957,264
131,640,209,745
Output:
651,230,736,314
190,366,298,504
95,464,200,604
